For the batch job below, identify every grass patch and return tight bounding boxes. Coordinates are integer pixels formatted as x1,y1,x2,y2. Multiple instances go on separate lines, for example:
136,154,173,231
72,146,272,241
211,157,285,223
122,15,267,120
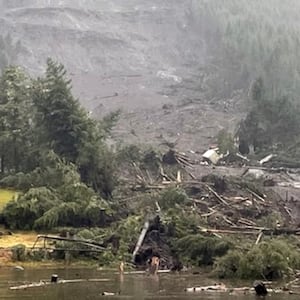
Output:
0,228,38,247
0,189,18,211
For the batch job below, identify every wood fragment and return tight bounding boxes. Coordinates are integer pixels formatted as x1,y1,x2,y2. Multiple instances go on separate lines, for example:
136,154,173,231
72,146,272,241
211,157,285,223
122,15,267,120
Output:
205,185,230,207
10,279,110,290
132,220,150,263
201,210,217,217
255,231,263,245
238,218,257,226
176,170,182,183
155,201,161,213
223,216,236,227
32,235,106,251
246,188,266,202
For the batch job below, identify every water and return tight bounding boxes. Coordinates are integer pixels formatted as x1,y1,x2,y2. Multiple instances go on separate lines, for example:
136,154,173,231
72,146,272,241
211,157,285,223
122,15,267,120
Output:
0,267,298,300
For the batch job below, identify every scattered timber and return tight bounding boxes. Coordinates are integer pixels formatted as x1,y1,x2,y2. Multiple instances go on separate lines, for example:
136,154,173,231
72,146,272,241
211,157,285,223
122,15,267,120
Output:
10,279,110,290
185,281,300,296
199,226,300,236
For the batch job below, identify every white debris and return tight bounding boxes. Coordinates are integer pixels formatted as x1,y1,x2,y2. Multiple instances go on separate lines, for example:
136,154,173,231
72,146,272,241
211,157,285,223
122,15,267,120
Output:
202,149,221,165
156,70,182,83
259,154,274,165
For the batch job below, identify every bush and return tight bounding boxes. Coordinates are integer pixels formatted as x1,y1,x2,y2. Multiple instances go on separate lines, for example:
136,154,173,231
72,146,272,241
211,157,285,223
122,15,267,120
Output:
2,182,113,230
160,188,188,210
11,244,26,261
214,239,300,279
214,250,242,278
217,129,235,154
174,234,231,266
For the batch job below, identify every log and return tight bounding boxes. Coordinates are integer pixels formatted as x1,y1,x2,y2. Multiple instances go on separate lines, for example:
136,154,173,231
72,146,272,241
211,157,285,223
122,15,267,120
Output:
132,220,150,263
32,235,106,251
255,231,263,245
253,281,268,296
246,188,266,203
199,226,300,236
10,279,110,290
205,185,230,207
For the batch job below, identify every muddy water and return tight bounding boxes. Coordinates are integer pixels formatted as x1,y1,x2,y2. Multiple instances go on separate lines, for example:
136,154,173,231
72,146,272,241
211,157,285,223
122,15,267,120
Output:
0,268,298,300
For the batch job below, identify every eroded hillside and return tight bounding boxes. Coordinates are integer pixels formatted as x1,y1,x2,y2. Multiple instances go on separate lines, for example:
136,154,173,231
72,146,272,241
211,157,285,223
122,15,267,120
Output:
1,0,300,151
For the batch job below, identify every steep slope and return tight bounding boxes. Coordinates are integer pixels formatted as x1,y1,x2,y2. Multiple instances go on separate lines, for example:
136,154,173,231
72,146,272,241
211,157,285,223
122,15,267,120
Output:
1,1,300,151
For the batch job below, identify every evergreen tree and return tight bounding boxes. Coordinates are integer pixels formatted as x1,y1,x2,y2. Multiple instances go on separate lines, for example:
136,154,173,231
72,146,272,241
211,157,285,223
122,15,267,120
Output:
0,66,33,173
32,59,115,197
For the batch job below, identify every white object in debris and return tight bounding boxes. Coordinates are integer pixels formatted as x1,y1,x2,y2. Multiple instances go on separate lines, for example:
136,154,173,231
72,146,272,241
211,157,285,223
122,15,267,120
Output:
259,154,274,165
236,153,250,161
156,70,182,83
202,149,221,165
244,169,265,179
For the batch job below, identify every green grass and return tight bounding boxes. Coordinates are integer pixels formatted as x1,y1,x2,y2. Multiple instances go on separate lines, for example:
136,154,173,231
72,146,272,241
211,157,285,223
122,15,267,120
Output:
0,189,17,211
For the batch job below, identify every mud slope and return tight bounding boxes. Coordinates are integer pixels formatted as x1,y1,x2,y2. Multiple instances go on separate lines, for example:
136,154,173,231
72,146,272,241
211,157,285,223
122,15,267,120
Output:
0,0,244,151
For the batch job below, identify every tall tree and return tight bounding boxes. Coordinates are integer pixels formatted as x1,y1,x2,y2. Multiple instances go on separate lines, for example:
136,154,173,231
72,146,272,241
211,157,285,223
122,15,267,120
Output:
0,66,32,173
32,59,115,197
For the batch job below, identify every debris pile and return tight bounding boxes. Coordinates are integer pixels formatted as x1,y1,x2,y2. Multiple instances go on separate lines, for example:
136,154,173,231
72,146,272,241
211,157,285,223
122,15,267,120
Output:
120,148,300,273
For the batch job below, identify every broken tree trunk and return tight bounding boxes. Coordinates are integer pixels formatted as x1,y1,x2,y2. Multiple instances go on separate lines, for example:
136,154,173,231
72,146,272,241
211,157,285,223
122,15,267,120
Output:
32,235,106,251
132,220,150,263
205,185,230,207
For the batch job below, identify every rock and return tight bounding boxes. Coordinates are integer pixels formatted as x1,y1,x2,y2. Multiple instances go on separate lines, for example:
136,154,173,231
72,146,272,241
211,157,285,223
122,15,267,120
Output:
51,274,58,283
14,265,24,271
253,281,268,296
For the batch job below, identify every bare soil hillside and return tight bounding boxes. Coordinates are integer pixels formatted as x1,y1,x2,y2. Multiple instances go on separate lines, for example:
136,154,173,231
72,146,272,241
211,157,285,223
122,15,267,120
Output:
0,0,246,151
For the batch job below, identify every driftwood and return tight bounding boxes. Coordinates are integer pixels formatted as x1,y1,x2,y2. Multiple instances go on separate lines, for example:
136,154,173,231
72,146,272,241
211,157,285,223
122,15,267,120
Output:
10,279,110,290
185,282,300,295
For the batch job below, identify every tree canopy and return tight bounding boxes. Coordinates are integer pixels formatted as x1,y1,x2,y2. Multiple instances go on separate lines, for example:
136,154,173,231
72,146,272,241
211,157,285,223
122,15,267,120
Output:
0,60,116,229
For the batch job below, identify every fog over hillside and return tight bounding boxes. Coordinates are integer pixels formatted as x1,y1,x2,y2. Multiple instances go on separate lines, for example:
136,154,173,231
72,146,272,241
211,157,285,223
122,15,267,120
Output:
1,0,300,150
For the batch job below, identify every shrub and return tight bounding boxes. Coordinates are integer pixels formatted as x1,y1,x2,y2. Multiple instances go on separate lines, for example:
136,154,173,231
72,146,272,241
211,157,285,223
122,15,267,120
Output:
174,234,231,266
214,239,300,279
11,244,26,261
160,188,188,210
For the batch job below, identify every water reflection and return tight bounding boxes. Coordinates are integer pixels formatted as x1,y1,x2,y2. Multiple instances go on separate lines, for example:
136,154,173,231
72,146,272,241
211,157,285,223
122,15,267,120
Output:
0,268,299,300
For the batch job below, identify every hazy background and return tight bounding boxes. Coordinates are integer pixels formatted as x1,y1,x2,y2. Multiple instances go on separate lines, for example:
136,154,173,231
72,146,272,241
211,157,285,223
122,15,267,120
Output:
1,0,299,150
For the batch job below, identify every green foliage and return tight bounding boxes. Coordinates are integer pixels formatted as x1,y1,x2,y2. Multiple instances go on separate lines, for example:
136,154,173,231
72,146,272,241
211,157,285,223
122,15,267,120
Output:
0,59,117,229
174,234,231,266
213,250,243,279
160,188,187,210
0,151,80,190
2,187,60,229
257,212,283,229
214,239,300,279
11,244,26,261
114,215,143,246
2,158,113,229
238,78,300,151
217,130,235,154
193,0,300,100
164,209,201,238
0,66,33,173
117,144,142,162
